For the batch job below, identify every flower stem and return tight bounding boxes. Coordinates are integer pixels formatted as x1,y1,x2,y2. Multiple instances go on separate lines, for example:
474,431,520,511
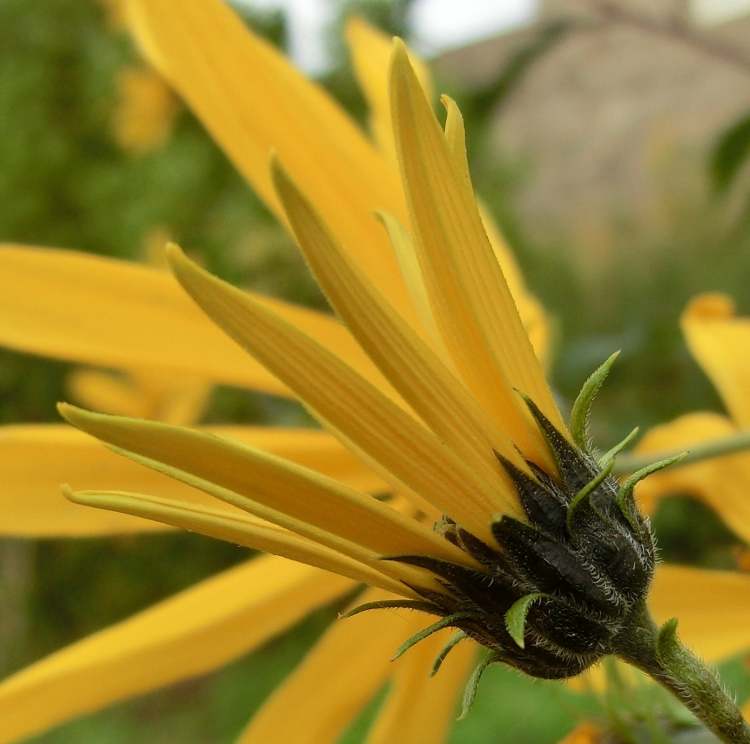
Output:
614,602,750,744
613,430,750,475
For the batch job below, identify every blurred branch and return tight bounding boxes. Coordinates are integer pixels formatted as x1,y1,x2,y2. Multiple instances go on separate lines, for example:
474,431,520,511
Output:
590,0,750,77
0,541,33,673
472,19,575,119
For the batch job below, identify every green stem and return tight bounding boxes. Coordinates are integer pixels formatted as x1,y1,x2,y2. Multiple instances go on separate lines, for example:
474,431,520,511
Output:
614,602,750,744
613,430,750,475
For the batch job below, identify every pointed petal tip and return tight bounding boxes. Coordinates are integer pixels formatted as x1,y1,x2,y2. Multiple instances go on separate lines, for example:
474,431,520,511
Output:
165,243,212,294
61,484,103,509
57,401,85,425
440,94,460,113
164,241,186,269
60,484,100,509
57,401,107,427
267,148,280,173
269,156,294,201
389,37,411,73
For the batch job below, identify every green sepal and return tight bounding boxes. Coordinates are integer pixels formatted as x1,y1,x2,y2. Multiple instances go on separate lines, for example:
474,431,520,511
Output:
599,426,640,469
566,460,614,533
458,653,498,720
570,351,621,451
340,599,437,619
391,612,472,661
505,592,543,648
431,630,468,676
616,452,687,526
655,617,681,668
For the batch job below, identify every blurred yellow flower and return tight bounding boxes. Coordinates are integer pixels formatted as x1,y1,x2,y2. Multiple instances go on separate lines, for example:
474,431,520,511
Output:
636,293,750,543
65,228,211,423
112,65,178,154
0,3,749,743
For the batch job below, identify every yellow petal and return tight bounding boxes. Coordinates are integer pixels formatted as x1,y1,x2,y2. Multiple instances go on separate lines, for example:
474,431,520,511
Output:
0,424,385,537
390,42,561,464
227,426,388,495
441,95,472,187
345,17,432,163
67,368,211,424
125,0,413,313
376,211,444,351
650,564,750,660
366,630,476,744
0,556,353,743
682,293,750,428
635,412,750,543
514,293,553,370
60,404,468,571
225,426,388,495
168,245,504,539
0,245,386,397
273,161,524,515
66,370,147,418
1,424,218,536
125,371,212,425
345,20,551,367
238,588,433,744
441,95,552,368
66,488,408,595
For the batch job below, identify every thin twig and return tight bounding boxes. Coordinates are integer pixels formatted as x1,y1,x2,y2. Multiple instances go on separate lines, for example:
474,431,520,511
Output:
589,0,750,77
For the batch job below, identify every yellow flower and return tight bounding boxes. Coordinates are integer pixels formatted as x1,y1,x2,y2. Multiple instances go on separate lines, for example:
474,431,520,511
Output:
0,3,749,742
635,294,750,543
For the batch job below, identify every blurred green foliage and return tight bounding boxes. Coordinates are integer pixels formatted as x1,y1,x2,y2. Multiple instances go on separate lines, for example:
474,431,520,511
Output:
2,0,750,742
0,0,314,678
711,109,750,193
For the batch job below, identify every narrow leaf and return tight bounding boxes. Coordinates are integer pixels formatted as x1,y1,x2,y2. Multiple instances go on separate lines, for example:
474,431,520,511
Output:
598,426,640,469
505,593,543,649
391,612,472,661
458,653,497,720
431,631,468,677
341,599,437,620
570,351,620,450
617,452,688,513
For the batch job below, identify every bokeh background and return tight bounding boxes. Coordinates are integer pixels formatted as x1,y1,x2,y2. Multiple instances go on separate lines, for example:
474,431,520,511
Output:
2,0,750,741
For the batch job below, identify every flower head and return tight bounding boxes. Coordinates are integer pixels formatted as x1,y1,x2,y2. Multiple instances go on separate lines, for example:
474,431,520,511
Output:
58,17,660,694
